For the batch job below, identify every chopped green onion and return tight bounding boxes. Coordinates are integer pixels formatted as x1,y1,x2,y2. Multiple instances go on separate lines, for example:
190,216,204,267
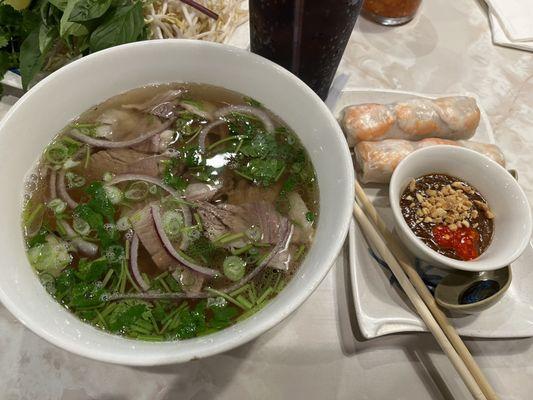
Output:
100,303,118,318
223,255,246,281
236,295,253,309
159,278,171,293
218,232,245,245
95,310,108,330
154,271,169,281
232,244,253,256
47,198,66,214
116,216,131,231
162,210,183,240
257,287,274,305
65,171,85,188
102,269,114,287
125,181,149,201
45,143,70,165
205,288,248,310
104,185,123,205
229,283,251,298
24,203,44,233
148,184,158,195
245,226,262,242
103,172,115,182
72,217,90,236
294,244,306,262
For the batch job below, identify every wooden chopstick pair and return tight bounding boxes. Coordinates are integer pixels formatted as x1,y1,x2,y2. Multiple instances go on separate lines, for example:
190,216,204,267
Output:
353,181,499,400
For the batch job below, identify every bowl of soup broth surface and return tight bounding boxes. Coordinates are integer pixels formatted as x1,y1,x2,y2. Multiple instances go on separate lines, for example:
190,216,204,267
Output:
0,40,354,365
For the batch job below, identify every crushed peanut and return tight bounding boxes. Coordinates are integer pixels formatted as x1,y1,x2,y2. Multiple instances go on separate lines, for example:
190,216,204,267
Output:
407,178,494,227
409,178,416,192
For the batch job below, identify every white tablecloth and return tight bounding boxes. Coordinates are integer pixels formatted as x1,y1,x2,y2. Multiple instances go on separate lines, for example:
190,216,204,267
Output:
2,1,533,399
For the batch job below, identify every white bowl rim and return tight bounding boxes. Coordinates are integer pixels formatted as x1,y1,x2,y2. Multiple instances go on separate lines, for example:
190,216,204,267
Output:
0,39,355,365
389,145,532,272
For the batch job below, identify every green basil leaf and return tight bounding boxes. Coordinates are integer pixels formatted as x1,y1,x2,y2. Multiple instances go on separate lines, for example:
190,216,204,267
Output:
68,0,111,22
0,32,8,49
19,28,44,90
60,0,90,37
48,0,68,11
38,24,56,53
89,1,143,52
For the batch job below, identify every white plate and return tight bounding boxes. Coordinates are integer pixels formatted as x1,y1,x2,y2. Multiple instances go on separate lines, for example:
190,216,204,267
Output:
336,88,533,339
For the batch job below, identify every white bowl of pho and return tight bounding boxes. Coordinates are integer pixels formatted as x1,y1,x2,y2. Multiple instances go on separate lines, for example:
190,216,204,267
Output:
0,40,354,365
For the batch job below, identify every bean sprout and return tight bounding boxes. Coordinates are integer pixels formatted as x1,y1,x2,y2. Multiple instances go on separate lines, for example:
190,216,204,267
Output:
144,0,248,43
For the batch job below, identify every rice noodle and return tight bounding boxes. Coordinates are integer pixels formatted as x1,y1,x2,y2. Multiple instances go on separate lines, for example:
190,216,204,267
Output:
215,105,275,133
67,118,175,149
144,0,248,43
57,169,78,209
130,234,150,291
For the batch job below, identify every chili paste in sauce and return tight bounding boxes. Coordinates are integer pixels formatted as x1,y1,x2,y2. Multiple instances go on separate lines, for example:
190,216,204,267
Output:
400,174,494,261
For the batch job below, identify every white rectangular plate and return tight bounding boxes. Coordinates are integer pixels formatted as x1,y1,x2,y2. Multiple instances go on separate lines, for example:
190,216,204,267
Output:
336,88,533,339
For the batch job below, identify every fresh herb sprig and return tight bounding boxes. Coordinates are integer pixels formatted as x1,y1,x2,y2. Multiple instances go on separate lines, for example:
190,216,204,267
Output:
0,0,146,91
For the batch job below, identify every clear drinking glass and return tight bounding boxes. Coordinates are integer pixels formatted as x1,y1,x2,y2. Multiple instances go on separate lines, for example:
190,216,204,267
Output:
362,0,422,26
249,0,364,100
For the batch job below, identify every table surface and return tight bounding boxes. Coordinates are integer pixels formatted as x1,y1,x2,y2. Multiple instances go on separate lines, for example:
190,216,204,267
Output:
2,1,533,399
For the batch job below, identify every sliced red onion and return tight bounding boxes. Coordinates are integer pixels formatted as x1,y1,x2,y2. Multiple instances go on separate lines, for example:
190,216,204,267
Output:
49,168,57,200
107,174,192,245
130,234,150,291
214,105,274,133
57,169,78,209
151,204,218,277
198,120,226,153
58,220,98,257
67,118,175,149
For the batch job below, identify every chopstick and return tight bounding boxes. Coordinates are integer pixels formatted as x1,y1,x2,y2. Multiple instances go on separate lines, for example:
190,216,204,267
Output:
353,182,499,400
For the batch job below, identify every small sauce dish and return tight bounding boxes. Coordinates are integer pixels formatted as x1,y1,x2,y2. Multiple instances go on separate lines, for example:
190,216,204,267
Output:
389,145,531,271
434,266,512,314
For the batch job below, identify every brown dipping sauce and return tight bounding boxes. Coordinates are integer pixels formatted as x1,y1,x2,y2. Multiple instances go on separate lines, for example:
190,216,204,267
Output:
400,174,494,261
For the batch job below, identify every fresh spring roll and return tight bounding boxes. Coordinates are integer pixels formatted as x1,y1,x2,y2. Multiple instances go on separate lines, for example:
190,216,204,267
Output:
342,96,481,145
355,138,505,184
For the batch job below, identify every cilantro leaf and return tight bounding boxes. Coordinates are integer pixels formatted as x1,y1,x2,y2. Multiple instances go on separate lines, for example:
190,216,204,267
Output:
238,158,285,186
107,301,149,333
209,303,238,330
173,301,206,339
76,258,109,282
162,158,187,191
70,281,106,307
74,203,104,229
86,181,115,221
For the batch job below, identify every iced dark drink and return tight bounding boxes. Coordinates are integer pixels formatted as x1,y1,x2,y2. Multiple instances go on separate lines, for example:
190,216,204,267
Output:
249,0,363,100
